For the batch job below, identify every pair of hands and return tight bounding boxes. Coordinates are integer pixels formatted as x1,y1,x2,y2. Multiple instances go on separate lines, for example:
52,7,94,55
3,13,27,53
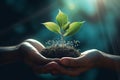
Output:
18,39,103,76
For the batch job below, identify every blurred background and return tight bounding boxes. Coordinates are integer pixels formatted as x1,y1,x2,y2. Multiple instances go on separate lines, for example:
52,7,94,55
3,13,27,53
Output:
0,0,120,80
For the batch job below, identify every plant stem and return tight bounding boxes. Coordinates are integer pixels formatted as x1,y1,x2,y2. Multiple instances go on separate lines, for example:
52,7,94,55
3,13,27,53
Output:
60,28,65,47
61,34,64,47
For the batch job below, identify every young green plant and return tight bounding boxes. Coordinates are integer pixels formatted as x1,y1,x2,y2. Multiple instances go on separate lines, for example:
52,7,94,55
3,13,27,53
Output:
43,10,85,46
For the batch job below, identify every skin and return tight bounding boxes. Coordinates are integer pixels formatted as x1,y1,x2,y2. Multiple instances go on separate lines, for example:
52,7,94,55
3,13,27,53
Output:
50,49,120,76
0,39,120,76
0,39,58,74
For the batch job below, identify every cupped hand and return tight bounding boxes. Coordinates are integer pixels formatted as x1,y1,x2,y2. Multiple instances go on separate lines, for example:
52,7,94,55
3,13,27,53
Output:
49,49,104,76
17,39,58,74
17,39,104,76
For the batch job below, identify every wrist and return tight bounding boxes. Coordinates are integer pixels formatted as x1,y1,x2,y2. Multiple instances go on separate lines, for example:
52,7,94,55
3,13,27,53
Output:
95,51,120,71
0,46,23,64
14,45,24,62
98,52,113,68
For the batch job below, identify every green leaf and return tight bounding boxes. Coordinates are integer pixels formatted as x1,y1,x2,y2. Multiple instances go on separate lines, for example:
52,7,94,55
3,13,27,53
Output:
43,22,61,34
63,21,85,36
62,21,70,31
56,9,68,27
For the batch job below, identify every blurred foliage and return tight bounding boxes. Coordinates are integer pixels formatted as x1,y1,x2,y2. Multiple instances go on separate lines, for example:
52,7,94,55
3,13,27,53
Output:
0,0,120,80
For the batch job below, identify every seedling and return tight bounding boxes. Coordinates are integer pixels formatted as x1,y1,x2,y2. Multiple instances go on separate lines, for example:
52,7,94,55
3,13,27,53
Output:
43,10,85,46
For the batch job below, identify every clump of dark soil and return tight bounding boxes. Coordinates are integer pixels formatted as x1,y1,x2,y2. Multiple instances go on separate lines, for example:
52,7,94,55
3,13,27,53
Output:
41,46,80,58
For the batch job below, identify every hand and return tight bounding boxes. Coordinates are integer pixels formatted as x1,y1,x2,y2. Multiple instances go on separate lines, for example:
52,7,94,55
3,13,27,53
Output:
49,49,103,76
17,39,56,74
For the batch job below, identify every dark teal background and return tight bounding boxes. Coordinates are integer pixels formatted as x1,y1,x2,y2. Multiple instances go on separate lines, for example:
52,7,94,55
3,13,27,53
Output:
0,0,120,80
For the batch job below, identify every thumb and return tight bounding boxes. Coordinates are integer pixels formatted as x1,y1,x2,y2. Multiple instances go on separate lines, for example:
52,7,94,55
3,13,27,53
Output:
60,57,80,67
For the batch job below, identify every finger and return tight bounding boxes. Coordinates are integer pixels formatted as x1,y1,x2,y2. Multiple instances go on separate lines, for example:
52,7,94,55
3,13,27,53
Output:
51,62,88,76
25,39,45,52
47,58,61,63
20,42,51,64
24,39,61,62
60,57,81,67
33,63,53,74
24,59,53,74
47,61,60,75
27,60,88,76
33,61,59,74
48,61,60,75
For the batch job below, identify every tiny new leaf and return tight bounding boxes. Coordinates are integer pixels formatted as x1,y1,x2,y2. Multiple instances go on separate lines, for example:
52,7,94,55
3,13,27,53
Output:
63,21,85,36
56,10,68,27
43,22,61,34
62,22,70,31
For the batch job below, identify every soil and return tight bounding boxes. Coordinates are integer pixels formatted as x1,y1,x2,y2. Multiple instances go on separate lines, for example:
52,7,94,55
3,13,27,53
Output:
41,46,80,58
